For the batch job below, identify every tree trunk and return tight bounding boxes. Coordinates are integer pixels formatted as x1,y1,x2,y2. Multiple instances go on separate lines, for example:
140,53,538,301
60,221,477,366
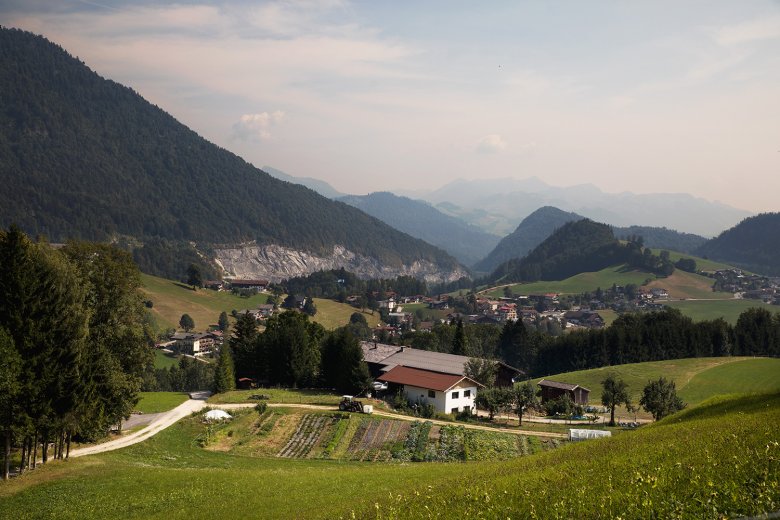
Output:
609,405,616,426
18,437,26,475
2,431,10,480
31,431,38,469
517,413,523,426
42,433,48,464
65,432,71,460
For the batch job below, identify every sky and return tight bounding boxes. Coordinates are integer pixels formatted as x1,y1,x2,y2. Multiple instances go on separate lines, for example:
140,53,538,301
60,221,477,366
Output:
3,0,780,212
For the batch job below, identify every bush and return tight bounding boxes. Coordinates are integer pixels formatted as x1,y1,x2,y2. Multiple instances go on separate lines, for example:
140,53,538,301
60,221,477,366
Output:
544,394,575,416
254,402,267,414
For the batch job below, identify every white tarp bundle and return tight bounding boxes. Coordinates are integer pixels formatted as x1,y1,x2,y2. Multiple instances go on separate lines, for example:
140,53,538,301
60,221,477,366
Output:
204,409,232,421
569,429,611,441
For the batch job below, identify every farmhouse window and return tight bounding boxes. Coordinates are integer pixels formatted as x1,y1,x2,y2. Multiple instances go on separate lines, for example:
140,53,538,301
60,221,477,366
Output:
451,407,459,413
464,390,471,397
428,390,435,398
452,391,459,399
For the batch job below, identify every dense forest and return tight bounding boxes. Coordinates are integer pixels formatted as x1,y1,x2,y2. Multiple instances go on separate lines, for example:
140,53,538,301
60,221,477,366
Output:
391,307,780,378
281,269,429,302
0,28,460,277
614,225,707,254
697,213,780,276
339,192,501,266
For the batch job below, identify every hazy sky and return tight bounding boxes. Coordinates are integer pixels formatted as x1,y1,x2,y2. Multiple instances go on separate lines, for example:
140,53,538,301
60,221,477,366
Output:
4,1,780,212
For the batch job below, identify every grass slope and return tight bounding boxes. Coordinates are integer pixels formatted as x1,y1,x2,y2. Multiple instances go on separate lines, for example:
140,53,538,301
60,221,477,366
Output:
664,299,774,324
140,274,378,332
153,349,180,369
360,392,780,519
535,356,780,406
134,392,190,414
2,393,777,518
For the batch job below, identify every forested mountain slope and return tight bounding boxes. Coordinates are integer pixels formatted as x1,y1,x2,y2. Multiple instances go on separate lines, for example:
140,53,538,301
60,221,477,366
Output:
486,219,623,284
474,206,582,273
0,28,464,282
697,213,780,276
339,192,501,266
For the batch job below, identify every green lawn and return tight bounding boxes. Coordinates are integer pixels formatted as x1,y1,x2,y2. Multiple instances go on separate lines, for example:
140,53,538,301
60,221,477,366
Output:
134,392,190,413
534,356,780,406
208,387,343,405
153,349,180,369
664,299,773,324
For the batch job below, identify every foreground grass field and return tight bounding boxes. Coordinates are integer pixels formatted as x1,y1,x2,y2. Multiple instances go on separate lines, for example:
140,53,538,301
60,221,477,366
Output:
2,393,777,519
134,392,190,414
361,392,780,519
535,356,780,406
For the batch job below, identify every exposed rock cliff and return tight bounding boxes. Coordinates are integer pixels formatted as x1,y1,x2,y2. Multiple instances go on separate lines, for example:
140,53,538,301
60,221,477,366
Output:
214,244,469,283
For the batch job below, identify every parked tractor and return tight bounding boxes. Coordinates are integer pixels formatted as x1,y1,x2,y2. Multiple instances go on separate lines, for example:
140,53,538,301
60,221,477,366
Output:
339,395,373,414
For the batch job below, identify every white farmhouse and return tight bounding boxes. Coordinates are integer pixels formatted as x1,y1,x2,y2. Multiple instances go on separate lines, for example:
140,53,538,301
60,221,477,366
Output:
377,365,483,414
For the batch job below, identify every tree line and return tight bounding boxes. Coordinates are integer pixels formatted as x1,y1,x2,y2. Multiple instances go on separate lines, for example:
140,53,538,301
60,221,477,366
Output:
0,227,152,479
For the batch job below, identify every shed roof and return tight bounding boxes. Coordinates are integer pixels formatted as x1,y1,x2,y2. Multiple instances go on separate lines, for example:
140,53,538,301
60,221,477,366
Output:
538,379,591,392
378,366,482,392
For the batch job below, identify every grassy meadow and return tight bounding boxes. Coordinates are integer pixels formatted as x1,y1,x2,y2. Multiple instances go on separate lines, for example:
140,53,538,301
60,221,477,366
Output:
664,298,773,324
534,356,780,406
140,273,379,333
207,388,343,405
134,392,190,414
360,392,780,519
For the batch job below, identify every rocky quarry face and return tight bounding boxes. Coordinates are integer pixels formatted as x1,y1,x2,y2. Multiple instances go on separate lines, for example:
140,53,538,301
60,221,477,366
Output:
213,244,468,284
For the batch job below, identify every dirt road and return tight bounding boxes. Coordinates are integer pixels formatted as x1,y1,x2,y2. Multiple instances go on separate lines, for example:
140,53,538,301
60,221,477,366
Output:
69,397,209,458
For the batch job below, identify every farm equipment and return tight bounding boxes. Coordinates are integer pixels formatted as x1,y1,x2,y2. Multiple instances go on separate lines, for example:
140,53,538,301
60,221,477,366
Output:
339,395,373,414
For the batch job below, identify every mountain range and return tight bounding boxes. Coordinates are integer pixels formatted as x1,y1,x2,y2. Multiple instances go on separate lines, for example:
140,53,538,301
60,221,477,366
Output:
406,177,752,238
0,28,465,283
337,192,501,266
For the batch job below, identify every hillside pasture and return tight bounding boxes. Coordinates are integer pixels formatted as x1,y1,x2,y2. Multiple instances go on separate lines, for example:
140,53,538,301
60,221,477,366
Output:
534,356,780,407
207,387,343,405
484,264,655,298
140,273,271,331
663,299,773,324
644,269,729,300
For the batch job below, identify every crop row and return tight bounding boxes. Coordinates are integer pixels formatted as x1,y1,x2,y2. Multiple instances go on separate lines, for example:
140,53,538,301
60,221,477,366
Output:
277,414,332,458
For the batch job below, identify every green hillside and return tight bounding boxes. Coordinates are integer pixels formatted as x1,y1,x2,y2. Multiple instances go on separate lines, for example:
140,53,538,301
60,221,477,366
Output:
534,356,780,405
140,273,380,332
697,212,780,276
361,392,780,519
664,299,774,324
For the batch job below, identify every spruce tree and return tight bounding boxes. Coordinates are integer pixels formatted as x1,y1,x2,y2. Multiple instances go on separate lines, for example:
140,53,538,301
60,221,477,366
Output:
213,345,236,394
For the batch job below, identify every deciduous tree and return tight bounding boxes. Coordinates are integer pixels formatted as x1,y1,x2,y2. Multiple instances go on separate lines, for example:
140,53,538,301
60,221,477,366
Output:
640,377,686,421
601,374,631,426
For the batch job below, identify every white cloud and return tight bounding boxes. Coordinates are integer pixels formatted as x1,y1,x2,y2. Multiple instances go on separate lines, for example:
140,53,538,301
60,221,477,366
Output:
475,134,507,154
231,111,286,141
715,15,780,46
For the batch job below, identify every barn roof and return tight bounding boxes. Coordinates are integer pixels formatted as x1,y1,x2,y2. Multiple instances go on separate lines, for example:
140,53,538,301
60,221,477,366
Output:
377,366,482,392
538,379,591,392
360,342,402,364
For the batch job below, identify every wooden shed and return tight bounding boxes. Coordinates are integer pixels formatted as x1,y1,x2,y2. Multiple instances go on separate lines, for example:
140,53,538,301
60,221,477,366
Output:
538,379,590,405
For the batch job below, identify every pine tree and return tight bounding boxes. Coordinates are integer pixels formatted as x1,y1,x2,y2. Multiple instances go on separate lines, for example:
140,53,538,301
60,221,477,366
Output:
213,345,236,394
320,328,370,394
230,312,259,380
452,319,467,355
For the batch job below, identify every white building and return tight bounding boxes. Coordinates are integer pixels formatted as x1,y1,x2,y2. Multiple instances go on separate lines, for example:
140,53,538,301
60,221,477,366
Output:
377,365,483,414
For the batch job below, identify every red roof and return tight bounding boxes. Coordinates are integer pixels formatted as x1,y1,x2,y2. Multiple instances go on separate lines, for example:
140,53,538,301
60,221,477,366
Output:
378,366,480,392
